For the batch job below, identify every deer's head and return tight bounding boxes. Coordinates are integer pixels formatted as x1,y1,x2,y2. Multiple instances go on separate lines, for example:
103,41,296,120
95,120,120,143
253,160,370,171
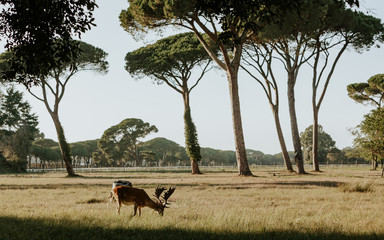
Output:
153,185,176,216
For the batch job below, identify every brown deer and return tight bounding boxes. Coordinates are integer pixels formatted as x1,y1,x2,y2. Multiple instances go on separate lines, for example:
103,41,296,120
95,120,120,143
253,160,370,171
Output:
111,185,176,216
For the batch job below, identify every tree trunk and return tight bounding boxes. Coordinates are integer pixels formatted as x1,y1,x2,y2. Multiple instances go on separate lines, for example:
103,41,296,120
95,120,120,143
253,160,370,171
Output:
272,107,294,171
134,144,141,167
191,160,201,175
227,67,253,176
183,92,202,174
287,75,306,174
51,113,77,177
312,108,320,171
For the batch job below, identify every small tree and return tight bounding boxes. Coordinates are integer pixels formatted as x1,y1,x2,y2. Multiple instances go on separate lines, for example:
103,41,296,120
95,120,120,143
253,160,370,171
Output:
0,87,39,171
351,108,384,169
300,125,336,165
139,137,188,167
0,40,108,177
125,32,216,174
30,139,61,169
98,118,158,167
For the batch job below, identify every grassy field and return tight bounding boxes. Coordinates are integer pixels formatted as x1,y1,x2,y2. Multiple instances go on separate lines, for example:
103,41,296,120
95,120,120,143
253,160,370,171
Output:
0,166,383,240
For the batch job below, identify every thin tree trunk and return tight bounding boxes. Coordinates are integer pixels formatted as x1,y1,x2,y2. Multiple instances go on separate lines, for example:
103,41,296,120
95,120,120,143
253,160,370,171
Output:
51,113,76,177
227,68,252,176
272,107,293,171
312,108,320,171
287,74,306,174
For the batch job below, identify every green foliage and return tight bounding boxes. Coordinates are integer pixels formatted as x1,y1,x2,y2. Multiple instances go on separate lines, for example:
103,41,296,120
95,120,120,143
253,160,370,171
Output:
70,140,98,167
347,74,384,108
184,109,201,163
0,40,109,84
139,137,188,166
300,125,336,164
125,32,213,83
0,87,38,131
201,148,236,166
0,87,39,171
98,118,158,166
352,108,384,162
0,0,97,83
30,139,61,167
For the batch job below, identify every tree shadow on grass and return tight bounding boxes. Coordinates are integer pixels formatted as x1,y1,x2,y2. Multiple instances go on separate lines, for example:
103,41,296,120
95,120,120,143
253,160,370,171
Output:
0,216,382,240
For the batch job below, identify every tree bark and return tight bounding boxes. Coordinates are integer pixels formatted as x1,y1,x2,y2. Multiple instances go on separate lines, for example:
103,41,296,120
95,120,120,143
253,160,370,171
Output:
51,113,76,177
134,144,141,167
272,107,294,171
227,67,253,176
287,74,306,174
191,160,201,174
312,108,320,171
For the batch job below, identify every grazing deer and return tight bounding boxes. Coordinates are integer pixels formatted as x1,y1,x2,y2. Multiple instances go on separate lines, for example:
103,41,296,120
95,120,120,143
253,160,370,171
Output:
111,185,176,216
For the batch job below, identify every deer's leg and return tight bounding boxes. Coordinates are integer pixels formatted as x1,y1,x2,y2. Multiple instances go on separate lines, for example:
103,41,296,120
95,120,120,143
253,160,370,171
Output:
133,204,138,216
138,206,142,217
116,199,122,214
109,191,115,202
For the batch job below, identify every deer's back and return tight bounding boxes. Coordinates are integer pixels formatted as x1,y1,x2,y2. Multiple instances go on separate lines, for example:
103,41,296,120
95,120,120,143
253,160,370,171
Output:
113,186,150,206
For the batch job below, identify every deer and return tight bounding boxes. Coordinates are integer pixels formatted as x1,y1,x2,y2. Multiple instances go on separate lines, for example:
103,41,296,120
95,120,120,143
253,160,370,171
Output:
111,185,176,216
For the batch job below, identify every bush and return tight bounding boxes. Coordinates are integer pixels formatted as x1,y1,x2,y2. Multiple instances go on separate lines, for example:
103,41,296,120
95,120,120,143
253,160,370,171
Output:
339,181,375,193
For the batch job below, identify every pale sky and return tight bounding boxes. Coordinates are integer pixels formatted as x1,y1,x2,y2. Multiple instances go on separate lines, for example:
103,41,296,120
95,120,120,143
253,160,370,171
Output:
4,0,384,154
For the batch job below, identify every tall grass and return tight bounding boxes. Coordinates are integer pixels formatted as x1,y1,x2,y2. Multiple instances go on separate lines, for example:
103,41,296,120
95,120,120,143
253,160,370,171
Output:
0,166,383,239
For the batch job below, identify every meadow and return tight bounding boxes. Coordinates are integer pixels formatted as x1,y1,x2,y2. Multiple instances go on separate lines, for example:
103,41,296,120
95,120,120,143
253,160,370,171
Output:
0,166,383,240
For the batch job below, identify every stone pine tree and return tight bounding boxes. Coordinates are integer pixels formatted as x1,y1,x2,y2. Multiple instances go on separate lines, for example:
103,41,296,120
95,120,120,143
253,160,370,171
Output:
348,74,384,169
98,118,158,167
0,40,108,177
348,74,384,109
125,32,216,174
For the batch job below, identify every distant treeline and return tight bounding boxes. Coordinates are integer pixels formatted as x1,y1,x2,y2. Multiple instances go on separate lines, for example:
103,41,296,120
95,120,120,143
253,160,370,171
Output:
25,137,368,169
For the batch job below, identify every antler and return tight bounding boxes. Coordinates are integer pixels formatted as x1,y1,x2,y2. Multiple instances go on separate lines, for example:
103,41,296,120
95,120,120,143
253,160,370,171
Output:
154,185,166,202
162,186,176,206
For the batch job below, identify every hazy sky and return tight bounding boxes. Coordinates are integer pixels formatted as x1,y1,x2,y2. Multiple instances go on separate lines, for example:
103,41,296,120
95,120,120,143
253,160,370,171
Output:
4,0,384,154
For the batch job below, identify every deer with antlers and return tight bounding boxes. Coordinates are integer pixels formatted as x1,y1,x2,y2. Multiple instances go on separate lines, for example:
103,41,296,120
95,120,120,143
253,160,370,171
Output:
111,185,175,216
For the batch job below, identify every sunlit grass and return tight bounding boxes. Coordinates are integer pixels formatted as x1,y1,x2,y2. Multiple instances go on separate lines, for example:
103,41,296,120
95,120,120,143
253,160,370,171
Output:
0,166,383,239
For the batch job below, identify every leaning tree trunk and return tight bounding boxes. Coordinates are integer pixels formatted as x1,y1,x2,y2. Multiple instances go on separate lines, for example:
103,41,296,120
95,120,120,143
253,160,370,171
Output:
51,113,76,177
227,66,253,176
287,74,306,174
271,107,294,172
312,108,320,171
183,92,202,174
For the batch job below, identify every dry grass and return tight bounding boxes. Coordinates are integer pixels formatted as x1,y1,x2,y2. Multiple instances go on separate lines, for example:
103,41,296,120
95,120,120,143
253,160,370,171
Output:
0,166,384,239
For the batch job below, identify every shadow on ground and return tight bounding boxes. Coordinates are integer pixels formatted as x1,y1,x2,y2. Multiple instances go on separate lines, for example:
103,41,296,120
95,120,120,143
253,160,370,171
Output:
0,216,382,240
0,180,342,191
